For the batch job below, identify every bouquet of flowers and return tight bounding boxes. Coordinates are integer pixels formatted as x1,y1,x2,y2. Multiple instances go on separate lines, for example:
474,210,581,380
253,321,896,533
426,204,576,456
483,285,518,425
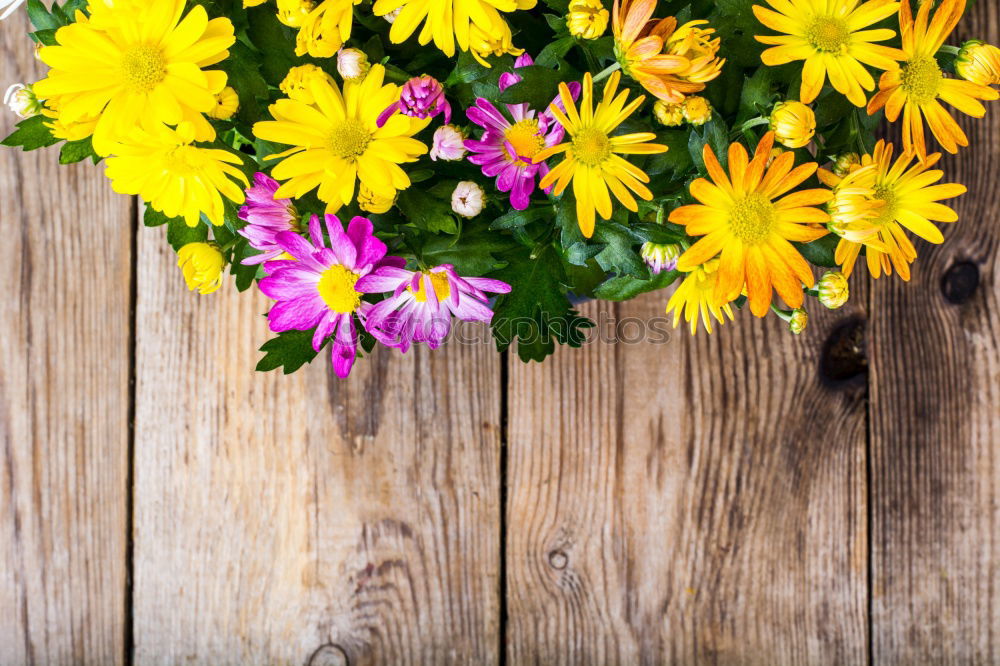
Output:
3,0,998,377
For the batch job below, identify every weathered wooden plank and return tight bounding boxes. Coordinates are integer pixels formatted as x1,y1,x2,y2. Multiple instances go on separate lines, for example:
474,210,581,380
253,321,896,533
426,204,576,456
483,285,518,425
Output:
506,290,869,663
0,14,132,666
870,3,1000,661
131,231,502,664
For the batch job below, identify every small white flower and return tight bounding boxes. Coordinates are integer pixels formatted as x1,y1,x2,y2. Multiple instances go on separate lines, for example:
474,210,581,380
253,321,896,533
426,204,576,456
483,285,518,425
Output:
335,48,370,82
4,83,42,119
430,124,467,161
0,0,26,21
382,6,402,23
451,181,485,218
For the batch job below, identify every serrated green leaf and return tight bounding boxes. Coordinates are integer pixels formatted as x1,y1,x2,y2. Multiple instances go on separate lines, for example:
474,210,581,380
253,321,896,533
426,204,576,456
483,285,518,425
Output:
794,233,839,268
256,329,320,374
58,137,97,164
594,269,680,301
2,115,59,151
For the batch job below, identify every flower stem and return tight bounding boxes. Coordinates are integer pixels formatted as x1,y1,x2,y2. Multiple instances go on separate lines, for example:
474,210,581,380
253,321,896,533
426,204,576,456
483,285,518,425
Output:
732,116,770,138
937,45,961,56
591,62,621,84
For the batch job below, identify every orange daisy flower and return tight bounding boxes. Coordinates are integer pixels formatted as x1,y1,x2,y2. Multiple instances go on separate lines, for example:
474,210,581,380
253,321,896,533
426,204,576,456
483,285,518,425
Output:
612,0,723,103
867,0,999,159
671,132,832,317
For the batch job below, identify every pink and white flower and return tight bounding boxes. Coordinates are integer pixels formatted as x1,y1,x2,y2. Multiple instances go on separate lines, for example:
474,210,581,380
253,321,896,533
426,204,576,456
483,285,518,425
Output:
357,264,511,352
464,54,581,210
259,214,404,378
376,74,451,127
238,172,302,266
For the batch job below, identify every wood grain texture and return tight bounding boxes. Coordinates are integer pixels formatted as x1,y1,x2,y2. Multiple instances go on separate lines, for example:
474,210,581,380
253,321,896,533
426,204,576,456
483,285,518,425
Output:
131,231,502,664
506,290,870,663
870,3,1000,661
0,14,132,666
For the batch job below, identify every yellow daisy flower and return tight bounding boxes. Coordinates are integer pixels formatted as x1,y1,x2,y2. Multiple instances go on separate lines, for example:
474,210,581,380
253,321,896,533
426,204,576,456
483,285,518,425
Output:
372,0,534,60
105,122,248,227
753,0,905,106
670,132,832,318
533,71,667,238
33,0,236,157
296,0,362,58
252,64,429,212
819,139,966,280
867,0,999,160
666,259,735,335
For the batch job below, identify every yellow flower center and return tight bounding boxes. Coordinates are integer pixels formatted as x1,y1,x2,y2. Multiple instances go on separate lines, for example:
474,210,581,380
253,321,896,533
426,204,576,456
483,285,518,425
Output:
503,119,545,165
411,271,451,303
901,56,944,105
571,127,612,166
121,44,167,93
729,193,775,245
807,16,850,54
871,184,898,226
329,119,372,159
317,264,361,313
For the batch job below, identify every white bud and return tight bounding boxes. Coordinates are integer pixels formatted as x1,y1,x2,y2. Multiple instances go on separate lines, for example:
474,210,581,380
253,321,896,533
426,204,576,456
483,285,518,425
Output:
4,83,42,118
430,124,467,161
451,181,485,218
335,48,370,82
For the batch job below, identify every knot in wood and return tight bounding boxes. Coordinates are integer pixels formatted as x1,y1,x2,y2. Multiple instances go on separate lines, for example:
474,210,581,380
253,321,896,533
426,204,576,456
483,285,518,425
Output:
941,261,980,305
820,317,867,385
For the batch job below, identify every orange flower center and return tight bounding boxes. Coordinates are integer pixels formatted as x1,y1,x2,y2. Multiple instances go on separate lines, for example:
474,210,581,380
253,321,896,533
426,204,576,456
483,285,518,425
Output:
807,16,850,54
121,44,167,93
503,119,545,166
729,193,775,245
901,56,943,105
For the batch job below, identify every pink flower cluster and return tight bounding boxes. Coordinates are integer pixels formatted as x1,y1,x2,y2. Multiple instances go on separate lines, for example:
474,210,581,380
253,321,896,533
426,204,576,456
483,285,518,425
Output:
243,174,510,378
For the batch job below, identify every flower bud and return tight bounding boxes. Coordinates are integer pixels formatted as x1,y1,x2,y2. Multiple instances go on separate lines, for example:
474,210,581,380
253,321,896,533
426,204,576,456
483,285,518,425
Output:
430,124,467,161
451,181,485,218
832,152,861,177
653,99,684,127
955,40,1000,86
788,307,808,335
817,270,849,309
378,75,452,126
207,86,239,120
640,242,682,274
276,0,315,28
769,100,816,149
358,184,395,214
177,242,225,295
280,64,336,104
682,95,712,126
336,47,370,82
665,21,724,85
4,83,42,119
566,0,608,40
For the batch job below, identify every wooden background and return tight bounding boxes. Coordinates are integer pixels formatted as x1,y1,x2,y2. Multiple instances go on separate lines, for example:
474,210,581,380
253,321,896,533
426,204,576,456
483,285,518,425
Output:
1,4,999,664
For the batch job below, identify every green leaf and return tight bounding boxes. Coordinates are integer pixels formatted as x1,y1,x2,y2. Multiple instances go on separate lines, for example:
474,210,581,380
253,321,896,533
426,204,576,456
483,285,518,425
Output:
26,0,61,30
144,206,170,227
396,186,458,234
688,116,729,172
594,269,680,301
256,329,320,374
738,67,775,122
220,41,270,123
421,226,515,276
497,65,563,111
165,212,209,251
58,137,98,164
592,221,646,277
490,205,552,230
794,233,839,268
2,115,59,152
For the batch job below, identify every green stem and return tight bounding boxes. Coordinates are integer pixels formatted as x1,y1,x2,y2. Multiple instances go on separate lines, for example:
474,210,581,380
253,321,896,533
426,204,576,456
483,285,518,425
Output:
384,66,411,84
591,62,621,84
770,304,793,321
732,116,770,138
938,45,961,56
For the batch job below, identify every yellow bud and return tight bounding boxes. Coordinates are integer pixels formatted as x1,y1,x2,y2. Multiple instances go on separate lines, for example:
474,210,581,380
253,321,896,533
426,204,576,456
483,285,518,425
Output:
358,184,396,214
769,100,816,149
665,20,724,85
207,86,239,120
468,21,523,67
682,95,712,126
653,99,684,126
566,0,608,40
177,243,225,295
817,271,849,309
280,64,336,104
832,152,861,177
276,0,315,28
956,40,1000,86
788,308,808,335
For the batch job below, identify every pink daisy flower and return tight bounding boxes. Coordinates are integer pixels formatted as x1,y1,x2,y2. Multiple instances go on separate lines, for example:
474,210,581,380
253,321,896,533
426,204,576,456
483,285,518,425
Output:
259,214,404,378
238,172,302,266
356,264,511,352
464,54,581,210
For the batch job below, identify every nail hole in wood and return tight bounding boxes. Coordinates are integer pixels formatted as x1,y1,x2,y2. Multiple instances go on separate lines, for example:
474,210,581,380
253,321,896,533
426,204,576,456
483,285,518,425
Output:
941,261,979,304
306,644,348,666
819,317,868,385
548,549,568,570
